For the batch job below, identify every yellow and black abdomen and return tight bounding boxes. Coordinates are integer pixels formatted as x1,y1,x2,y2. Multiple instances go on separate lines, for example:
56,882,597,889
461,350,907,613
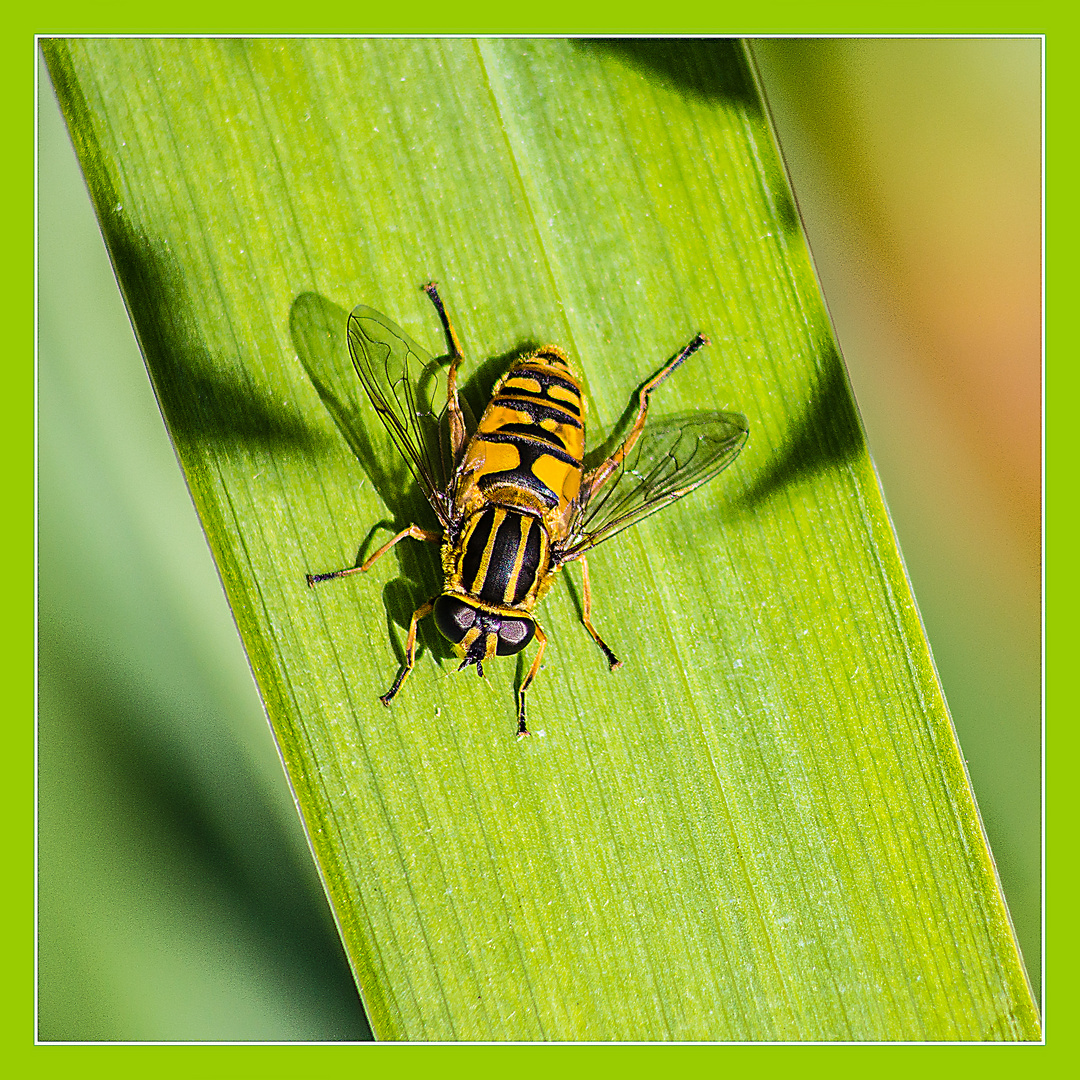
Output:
455,347,586,519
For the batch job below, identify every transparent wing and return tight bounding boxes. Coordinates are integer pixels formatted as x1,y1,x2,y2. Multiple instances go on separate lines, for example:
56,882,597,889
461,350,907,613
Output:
555,412,748,563
347,304,455,525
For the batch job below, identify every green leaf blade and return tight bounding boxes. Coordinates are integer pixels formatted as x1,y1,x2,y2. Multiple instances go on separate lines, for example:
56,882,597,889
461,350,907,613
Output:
43,37,1038,1041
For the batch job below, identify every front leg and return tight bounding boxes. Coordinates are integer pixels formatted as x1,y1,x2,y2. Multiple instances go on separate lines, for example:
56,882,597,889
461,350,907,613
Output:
516,623,549,738
579,554,621,670
381,598,436,706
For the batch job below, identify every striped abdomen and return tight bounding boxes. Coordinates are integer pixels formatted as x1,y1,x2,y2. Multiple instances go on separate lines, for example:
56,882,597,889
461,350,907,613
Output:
456,348,586,516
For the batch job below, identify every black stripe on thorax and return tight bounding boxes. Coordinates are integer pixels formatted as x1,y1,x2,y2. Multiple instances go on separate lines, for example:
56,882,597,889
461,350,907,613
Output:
460,507,543,605
460,508,497,590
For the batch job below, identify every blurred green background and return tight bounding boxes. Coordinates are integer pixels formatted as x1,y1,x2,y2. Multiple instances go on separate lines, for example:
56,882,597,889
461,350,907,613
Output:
37,39,1041,1040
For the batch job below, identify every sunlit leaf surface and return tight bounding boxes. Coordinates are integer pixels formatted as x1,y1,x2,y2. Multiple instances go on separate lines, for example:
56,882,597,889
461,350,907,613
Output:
43,38,1038,1041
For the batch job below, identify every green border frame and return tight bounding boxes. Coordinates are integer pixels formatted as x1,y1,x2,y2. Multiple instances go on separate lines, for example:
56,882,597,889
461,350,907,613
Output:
22,1,1059,1066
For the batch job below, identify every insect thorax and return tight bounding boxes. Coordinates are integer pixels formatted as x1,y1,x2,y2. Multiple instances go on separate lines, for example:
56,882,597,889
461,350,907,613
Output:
445,505,552,612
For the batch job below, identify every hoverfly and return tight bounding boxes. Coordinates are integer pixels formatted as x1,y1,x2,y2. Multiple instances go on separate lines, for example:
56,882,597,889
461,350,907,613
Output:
307,284,748,736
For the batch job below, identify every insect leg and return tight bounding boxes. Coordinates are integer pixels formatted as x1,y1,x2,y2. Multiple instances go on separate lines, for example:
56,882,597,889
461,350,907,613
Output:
579,554,622,670
516,623,549,737
423,281,468,458
306,524,441,585
381,598,436,706
582,333,710,500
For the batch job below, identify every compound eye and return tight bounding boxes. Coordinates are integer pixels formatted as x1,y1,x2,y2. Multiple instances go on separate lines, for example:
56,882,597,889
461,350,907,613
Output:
495,617,536,655
433,595,477,644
